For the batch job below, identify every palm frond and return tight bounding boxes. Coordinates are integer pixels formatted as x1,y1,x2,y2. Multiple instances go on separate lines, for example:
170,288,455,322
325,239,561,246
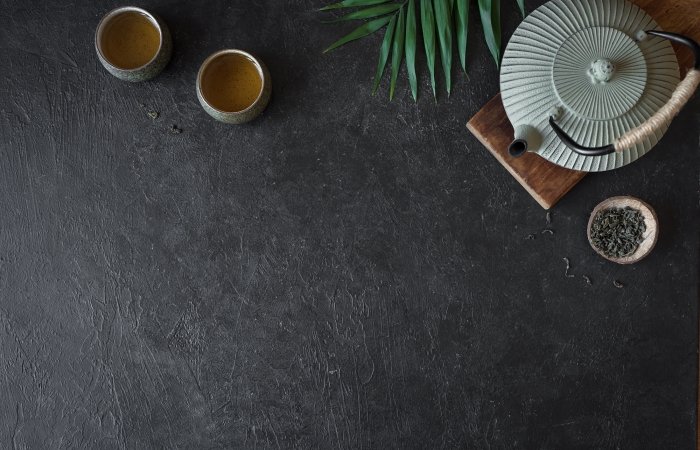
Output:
322,0,519,99
323,15,393,53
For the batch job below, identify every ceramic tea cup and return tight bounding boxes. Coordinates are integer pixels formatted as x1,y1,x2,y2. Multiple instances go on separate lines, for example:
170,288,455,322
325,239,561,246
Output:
95,6,172,82
196,49,272,124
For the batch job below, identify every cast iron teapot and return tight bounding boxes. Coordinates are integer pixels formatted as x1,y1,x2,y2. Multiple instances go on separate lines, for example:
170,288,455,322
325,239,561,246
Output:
500,0,700,171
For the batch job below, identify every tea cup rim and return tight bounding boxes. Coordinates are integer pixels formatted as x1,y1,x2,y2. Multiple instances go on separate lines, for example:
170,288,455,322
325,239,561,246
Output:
95,6,164,72
196,49,266,116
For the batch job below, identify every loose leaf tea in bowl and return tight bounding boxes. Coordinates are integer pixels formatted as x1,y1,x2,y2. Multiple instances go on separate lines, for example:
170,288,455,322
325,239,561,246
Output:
587,196,658,265
590,207,646,258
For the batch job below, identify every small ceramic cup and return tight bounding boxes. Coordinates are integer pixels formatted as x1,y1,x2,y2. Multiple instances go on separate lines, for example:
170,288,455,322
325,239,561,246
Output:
95,6,172,82
196,49,271,124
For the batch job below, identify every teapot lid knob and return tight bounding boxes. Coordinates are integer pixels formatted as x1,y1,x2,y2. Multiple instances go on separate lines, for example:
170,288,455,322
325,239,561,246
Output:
588,59,615,83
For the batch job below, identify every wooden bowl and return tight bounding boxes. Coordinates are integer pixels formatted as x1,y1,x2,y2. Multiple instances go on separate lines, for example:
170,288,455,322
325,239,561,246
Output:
587,196,659,264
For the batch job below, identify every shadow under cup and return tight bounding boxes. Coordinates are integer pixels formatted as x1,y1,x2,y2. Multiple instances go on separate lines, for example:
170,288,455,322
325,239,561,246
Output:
196,50,272,124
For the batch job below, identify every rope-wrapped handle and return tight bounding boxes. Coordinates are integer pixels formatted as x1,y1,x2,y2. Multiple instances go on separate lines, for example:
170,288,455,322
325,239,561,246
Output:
550,30,700,157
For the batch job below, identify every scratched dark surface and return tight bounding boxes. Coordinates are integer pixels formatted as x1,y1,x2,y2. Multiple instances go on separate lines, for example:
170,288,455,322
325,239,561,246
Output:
0,0,698,448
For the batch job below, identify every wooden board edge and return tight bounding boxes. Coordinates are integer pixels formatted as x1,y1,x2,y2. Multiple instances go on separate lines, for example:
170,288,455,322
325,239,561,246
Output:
467,122,552,209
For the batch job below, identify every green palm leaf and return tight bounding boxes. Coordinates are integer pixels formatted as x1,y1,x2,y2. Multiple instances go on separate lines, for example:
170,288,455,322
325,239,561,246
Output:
420,0,437,99
389,6,406,100
478,0,501,67
372,13,397,94
455,0,468,72
320,0,391,11
323,15,393,53
321,0,520,100
324,3,403,22
405,0,417,100
434,0,453,95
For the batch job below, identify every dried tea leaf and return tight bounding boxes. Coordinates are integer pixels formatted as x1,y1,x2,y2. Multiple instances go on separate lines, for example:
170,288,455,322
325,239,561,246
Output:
563,257,574,278
590,207,646,258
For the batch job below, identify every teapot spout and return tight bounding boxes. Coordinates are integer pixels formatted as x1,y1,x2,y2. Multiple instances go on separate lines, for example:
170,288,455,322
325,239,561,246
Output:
509,125,542,157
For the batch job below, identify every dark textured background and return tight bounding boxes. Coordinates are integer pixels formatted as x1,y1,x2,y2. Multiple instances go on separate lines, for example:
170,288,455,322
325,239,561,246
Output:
0,0,698,448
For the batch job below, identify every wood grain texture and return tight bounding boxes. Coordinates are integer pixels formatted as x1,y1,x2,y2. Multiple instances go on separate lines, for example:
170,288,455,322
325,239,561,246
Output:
467,0,700,210
467,94,586,209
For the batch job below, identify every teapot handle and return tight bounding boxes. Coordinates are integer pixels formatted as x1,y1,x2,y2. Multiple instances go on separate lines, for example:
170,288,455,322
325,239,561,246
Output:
549,30,700,157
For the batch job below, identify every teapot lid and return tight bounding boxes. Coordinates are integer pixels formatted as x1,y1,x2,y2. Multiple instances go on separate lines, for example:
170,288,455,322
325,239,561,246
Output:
500,0,679,171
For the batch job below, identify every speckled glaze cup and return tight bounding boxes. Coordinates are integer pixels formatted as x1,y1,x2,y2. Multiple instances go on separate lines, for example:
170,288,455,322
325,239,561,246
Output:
196,50,272,124
95,6,172,82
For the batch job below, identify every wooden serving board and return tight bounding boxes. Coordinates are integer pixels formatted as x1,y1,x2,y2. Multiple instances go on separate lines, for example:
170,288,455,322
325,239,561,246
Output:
467,94,585,209
466,0,700,210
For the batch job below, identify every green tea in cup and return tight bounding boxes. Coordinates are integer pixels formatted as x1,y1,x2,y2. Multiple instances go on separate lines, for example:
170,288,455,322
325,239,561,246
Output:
100,11,160,69
196,49,271,124
95,7,172,81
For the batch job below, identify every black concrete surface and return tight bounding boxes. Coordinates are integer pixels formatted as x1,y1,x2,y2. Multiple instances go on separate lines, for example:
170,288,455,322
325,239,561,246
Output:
0,0,698,448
